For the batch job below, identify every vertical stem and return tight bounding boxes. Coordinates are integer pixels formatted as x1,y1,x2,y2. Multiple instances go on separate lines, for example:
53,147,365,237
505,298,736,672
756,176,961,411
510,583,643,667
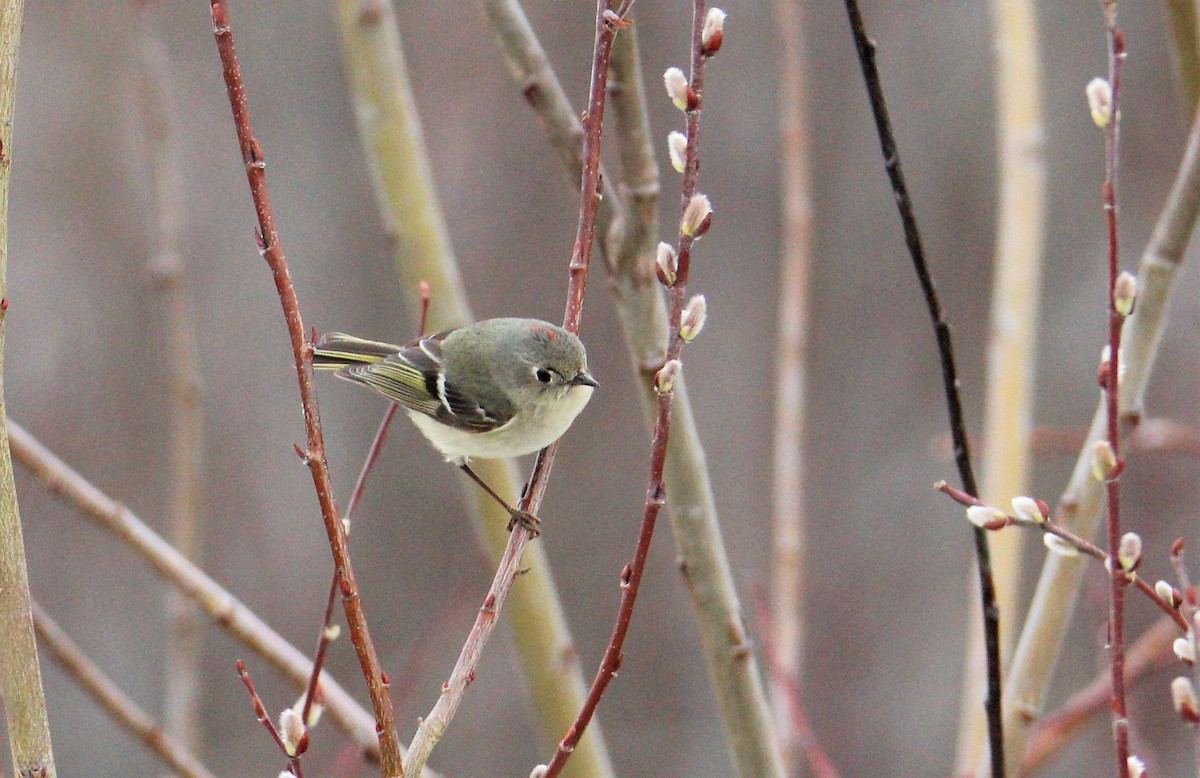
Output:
132,3,207,760
840,1,1004,774
958,0,1046,770
207,2,402,772
1101,8,1130,775
0,2,55,777
770,0,812,772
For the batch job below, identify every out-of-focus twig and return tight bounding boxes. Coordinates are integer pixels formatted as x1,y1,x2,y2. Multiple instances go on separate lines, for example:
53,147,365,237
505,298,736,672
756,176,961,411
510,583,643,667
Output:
485,3,785,773
33,601,216,778
957,0,1045,770
131,3,207,761
334,2,613,775
1164,0,1200,114
770,0,813,771
0,2,55,777
207,2,401,773
8,420,446,776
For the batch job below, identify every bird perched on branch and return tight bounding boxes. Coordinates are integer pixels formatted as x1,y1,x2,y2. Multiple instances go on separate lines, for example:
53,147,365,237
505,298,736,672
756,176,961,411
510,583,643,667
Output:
313,317,598,535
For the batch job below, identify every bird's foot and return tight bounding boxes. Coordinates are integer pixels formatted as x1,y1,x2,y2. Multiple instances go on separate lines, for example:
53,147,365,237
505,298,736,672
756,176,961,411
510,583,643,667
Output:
506,509,542,537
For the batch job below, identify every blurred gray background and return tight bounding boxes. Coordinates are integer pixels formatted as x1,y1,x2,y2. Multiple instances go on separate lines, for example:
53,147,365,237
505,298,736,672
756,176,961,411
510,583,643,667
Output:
7,1,1200,775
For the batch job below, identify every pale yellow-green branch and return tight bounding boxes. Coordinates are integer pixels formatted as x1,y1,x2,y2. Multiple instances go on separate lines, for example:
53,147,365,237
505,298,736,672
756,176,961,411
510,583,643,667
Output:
0,2,55,776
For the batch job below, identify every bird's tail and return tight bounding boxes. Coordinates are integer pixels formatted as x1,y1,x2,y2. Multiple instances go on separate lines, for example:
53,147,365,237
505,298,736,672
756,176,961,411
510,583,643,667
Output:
312,333,401,370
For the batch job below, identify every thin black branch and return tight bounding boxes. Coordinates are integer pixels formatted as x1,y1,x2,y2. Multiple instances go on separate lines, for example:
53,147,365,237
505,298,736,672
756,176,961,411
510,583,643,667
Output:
840,2,1003,774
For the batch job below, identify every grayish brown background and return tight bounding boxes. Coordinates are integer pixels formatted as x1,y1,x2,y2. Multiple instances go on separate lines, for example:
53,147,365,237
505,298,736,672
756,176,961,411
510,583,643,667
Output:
6,1,1200,775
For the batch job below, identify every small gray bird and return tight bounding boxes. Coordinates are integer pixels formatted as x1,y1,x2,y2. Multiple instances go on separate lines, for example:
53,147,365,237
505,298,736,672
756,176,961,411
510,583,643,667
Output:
313,317,597,534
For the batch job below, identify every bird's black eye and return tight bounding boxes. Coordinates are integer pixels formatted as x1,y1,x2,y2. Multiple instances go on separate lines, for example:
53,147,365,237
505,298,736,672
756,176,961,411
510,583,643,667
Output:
535,368,554,384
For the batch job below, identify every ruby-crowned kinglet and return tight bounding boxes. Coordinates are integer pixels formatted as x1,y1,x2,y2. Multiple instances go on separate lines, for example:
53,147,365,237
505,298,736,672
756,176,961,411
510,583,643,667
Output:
313,317,597,534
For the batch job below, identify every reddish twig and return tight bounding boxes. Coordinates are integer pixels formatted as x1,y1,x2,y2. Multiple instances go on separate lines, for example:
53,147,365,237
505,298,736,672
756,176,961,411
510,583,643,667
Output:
401,6,625,774
936,482,1188,633
1020,615,1178,774
301,283,428,727
752,588,840,778
207,2,401,772
770,0,814,770
542,3,716,774
1169,541,1200,765
236,660,304,777
1099,6,1132,774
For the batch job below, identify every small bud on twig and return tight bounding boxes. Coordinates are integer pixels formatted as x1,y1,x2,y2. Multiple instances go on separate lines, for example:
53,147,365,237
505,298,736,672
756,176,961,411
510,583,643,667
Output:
279,707,308,757
655,242,678,286
966,505,1004,529
1086,77,1113,127
530,766,549,778
667,131,688,173
679,295,707,342
1157,579,1183,608
681,193,713,237
1173,675,1200,723
664,67,693,111
1118,532,1142,572
1113,271,1137,317
1174,635,1196,665
1011,496,1045,524
1043,533,1080,557
655,359,682,395
1127,755,1145,778
701,8,727,56
1091,439,1119,482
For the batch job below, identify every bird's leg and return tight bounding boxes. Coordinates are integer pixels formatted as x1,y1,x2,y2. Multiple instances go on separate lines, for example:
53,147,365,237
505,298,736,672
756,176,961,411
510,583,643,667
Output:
459,463,541,536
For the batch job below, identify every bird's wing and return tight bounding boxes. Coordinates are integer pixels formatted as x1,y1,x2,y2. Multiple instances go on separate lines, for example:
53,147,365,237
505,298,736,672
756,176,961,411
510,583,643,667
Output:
341,333,514,433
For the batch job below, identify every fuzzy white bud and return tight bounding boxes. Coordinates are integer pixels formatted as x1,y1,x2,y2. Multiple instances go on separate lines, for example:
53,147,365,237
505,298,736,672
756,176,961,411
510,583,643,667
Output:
966,505,1003,529
667,130,688,173
701,8,727,55
1157,580,1182,608
323,624,341,641
681,193,713,237
1043,533,1080,558
1091,439,1118,482
1114,271,1137,317
655,359,682,395
1127,755,1145,778
279,707,307,757
655,242,678,286
1173,675,1200,722
1118,532,1142,572
1175,636,1196,664
529,767,549,778
679,295,707,342
1087,77,1113,127
1011,496,1045,524
664,67,691,111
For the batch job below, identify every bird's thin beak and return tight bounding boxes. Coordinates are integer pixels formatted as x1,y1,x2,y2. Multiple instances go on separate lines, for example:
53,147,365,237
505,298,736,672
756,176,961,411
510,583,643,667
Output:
571,371,599,388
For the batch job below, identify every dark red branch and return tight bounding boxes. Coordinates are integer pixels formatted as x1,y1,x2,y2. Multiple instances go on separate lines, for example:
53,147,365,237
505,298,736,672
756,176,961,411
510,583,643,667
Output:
207,2,401,772
1101,16,1131,776
543,3,713,775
